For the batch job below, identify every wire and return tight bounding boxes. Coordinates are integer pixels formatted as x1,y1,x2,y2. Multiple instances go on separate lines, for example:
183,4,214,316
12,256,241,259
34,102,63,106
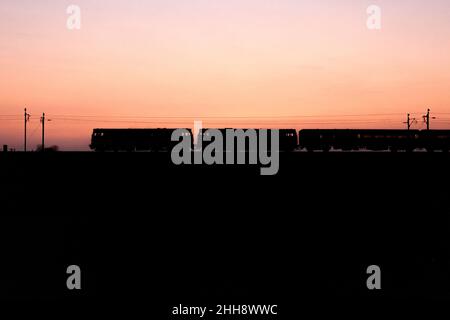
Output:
28,122,41,139
2,112,450,130
47,113,413,119
0,112,426,118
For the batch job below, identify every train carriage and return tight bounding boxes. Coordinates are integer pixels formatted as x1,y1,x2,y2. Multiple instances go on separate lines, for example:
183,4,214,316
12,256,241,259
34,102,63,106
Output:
420,130,450,152
197,128,298,152
298,129,420,152
90,128,192,152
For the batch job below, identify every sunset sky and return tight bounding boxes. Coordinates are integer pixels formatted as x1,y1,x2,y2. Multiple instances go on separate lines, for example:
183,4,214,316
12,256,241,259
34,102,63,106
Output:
1,0,450,150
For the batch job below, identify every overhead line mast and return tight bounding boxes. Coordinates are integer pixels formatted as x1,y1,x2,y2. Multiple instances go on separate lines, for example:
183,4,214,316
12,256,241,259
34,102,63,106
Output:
24,108,30,152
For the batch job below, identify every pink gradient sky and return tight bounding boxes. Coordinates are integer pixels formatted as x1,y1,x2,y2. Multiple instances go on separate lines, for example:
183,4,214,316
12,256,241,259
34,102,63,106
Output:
1,0,450,150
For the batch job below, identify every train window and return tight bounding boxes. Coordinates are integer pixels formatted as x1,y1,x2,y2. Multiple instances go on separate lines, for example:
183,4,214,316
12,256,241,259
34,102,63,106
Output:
357,134,361,139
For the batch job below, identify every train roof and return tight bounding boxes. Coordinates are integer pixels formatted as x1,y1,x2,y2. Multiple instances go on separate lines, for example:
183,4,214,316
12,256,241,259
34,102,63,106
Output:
92,128,191,131
198,128,296,132
299,129,420,133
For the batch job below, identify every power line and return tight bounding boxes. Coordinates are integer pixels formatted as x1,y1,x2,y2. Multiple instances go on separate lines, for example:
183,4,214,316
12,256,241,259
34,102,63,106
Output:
0,112,422,118
47,113,415,119
2,111,450,131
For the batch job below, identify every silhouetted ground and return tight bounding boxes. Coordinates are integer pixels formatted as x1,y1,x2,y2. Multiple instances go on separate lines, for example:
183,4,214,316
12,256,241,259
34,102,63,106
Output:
1,152,449,315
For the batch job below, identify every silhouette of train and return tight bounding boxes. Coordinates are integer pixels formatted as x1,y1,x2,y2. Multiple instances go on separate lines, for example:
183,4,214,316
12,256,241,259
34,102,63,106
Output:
197,129,298,151
90,128,192,152
90,128,450,152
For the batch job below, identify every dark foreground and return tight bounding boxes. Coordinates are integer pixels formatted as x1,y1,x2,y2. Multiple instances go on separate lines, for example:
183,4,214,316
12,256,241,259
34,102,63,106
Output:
1,152,450,315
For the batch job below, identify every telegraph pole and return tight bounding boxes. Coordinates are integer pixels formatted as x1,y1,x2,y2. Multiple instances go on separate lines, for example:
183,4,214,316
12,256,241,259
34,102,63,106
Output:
41,113,45,152
422,108,436,130
404,113,416,130
24,108,30,152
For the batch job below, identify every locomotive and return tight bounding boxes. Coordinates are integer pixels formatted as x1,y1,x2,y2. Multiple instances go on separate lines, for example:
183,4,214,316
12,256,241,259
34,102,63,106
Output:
90,128,450,152
90,128,192,152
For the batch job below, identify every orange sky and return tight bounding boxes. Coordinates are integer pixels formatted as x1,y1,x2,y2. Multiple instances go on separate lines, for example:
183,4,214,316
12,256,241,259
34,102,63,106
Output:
1,0,450,150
